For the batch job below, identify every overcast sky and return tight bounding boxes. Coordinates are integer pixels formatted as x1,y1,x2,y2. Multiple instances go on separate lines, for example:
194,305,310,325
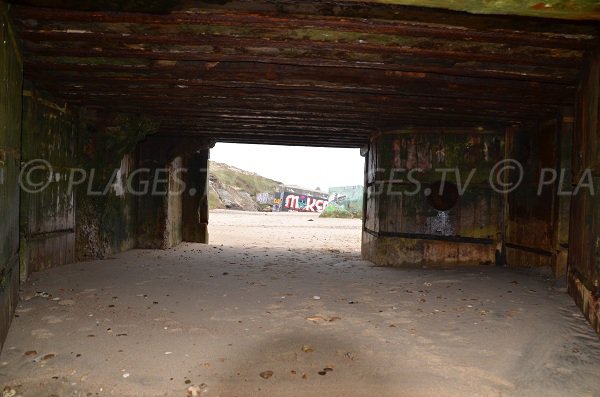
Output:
210,143,364,191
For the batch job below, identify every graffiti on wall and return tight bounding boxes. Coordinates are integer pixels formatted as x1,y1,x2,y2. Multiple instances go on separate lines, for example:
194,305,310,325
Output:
426,211,455,236
283,193,328,212
328,185,363,211
257,192,275,204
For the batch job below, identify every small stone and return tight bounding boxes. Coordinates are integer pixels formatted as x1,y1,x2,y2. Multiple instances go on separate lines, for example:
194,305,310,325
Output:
2,387,17,397
187,384,207,397
301,345,314,353
24,350,37,356
259,370,273,379
312,296,321,300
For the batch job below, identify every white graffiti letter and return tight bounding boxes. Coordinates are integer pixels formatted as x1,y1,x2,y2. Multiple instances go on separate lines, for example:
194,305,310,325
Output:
285,195,299,209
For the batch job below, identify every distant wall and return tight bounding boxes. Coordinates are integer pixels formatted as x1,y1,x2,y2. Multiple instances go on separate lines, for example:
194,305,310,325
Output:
328,185,363,213
279,191,329,212
0,2,22,350
363,128,504,267
256,192,275,204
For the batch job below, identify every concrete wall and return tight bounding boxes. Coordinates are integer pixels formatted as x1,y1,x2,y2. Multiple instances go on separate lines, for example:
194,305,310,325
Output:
76,112,156,259
504,119,563,274
568,50,600,334
363,128,504,267
20,86,77,279
75,152,139,260
0,2,22,350
19,88,153,267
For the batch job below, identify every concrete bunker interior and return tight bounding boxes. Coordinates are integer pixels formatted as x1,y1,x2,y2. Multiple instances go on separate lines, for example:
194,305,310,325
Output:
1,0,600,395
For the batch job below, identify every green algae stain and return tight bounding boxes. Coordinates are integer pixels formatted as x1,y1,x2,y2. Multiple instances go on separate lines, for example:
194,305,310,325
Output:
368,0,600,20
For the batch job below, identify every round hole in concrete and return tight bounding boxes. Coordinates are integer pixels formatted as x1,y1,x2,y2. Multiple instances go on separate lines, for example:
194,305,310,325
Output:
427,181,459,211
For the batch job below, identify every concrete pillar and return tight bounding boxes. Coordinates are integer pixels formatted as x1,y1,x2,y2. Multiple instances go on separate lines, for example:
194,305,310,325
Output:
555,106,574,278
137,137,213,249
137,137,178,249
182,149,210,244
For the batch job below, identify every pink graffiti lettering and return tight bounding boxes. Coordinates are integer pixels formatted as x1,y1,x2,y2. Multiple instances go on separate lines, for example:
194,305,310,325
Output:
306,197,317,211
284,195,327,212
285,195,298,209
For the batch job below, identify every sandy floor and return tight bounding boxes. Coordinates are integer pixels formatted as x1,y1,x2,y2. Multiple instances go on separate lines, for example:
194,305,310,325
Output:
1,210,600,397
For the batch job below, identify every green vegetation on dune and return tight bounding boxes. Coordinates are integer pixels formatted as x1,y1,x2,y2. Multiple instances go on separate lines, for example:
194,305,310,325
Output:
208,188,225,210
210,161,282,196
209,161,283,210
320,203,362,219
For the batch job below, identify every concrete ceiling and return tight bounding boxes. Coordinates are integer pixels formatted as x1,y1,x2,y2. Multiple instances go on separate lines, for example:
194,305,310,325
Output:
13,0,600,20
9,0,600,147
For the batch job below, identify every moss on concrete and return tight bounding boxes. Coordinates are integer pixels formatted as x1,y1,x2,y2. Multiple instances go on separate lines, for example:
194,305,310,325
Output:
76,112,159,260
